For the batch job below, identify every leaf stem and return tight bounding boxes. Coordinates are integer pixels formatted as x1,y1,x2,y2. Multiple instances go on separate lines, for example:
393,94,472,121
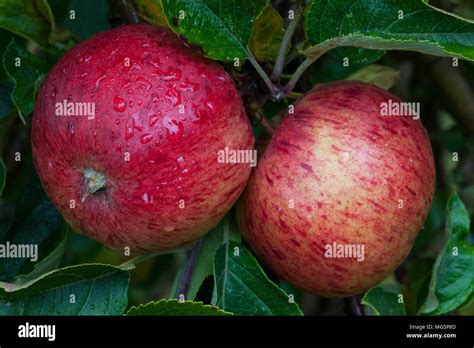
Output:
271,1,304,83
282,47,330,96
176,238,203,299
118,252,159,271
117,244,191,270
246,49,280,97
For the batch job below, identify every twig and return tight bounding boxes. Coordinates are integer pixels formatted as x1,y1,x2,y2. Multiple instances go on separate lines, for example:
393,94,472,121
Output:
286,91,303,99
271,1,305,83
176,238,203,298
117,244,191,270
344,296,363,316
283,44,331,96
115,0,140,24
238,74,274,135
282,53,324,96
255,110,275,135
246,50,280,97
427,57,474,133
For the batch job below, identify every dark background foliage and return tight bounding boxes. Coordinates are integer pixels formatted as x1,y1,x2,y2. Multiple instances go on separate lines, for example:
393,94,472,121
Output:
0,0,473,316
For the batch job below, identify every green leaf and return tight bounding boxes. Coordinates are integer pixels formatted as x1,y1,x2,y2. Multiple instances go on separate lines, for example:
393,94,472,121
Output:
0,264,130,315
0,199,65,282
419,194,474,315
2,39,49,123
49,0,110,41
213,241,303,315
12,225,68,285
0,0,55,49
279,280,303,307
304,0,474,62
361,287,406,315
345,64,400,90
446,193,470,240
0,179,65,283
126,299,232,316
135,0,170,29
186,214,240,301
249,4,285,62
406,258,434,314
0,81,13,120
0,158,5,196
161,0,267,61
329,48,385,67
411,193,445,254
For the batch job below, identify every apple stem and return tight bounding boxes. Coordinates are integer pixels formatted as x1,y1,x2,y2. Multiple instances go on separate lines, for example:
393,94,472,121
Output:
270,0,305,83
81,168,107,202
176,238,203,299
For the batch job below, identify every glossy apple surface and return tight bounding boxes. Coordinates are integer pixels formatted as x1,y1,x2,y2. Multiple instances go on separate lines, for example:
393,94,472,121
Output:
32,24,254,252
240,81,435,297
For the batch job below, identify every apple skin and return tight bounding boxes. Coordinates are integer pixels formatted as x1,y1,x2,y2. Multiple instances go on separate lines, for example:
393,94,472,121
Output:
31,24,254,252
239,81,435,297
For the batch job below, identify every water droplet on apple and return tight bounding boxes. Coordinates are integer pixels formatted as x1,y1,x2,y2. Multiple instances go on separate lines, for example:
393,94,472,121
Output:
113,96,126,112
136,77,153,91
163,117,184,141
176,156,185,168
164,86,182,106
151,66,182,81
143,193,154,203
151,93,160,103
121,82,132,90
95,74,107,89
140,133,153,144
178,80,199,92
149,113,160,127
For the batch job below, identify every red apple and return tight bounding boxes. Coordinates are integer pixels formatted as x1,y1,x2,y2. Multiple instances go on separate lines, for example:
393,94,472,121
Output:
239,81,435,297
32,24,254,252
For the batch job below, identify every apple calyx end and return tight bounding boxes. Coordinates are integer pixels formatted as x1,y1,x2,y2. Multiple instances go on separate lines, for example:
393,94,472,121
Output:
82,168,107,203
